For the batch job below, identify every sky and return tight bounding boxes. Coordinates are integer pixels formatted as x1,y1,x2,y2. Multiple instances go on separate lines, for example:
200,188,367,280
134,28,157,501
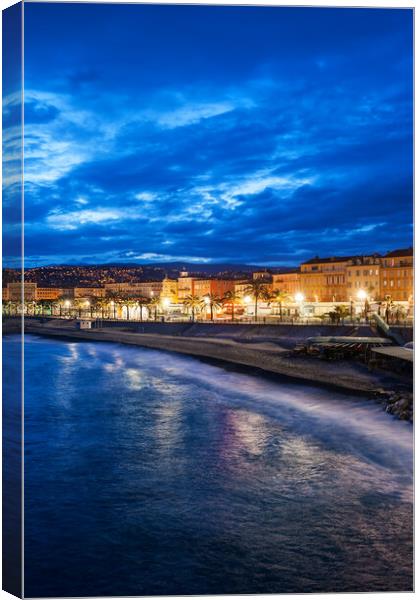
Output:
3,3,413,267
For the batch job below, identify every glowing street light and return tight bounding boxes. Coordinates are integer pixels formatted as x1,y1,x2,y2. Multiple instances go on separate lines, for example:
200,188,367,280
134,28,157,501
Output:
243,295,252,304
357,289,369,321
204,295,211,305
162,297,170,309
294,292,305,320
64,300,71,308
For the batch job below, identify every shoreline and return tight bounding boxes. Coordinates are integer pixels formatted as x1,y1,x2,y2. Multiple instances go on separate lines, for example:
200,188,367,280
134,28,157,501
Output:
15,321,412,402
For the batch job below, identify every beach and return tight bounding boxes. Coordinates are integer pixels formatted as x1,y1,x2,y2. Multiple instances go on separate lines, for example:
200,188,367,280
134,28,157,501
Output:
13,317,412,399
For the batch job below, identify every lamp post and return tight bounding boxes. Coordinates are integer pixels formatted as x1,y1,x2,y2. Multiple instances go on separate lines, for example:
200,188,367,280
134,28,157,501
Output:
243,295,252,320
203,295,211,320
357,289,368,322
162,297,170,321
110,300,116,320
294,292,305,319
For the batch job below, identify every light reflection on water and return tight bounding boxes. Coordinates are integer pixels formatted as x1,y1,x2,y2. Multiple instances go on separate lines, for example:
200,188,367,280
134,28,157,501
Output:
16,334,413,597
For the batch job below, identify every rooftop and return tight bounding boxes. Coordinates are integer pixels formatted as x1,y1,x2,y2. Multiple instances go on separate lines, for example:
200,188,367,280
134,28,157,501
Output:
384,248,413,258
302,256,354,265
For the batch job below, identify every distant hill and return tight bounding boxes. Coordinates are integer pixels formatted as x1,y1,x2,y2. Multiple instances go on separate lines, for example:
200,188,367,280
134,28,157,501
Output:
2,263,297,287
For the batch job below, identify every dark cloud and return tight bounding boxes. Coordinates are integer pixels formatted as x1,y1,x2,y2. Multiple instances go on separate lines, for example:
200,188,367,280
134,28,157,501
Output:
8,4,413,266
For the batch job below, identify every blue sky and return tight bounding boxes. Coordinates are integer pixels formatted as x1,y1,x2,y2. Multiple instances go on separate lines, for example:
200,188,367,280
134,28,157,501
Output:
3,3,413,266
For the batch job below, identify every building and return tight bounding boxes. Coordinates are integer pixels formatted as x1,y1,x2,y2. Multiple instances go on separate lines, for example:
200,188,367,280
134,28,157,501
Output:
161,277,178,303
380,248,413,302
193,279,235,299
73,287,105,299
346,255,381,301
7,282,37,301
272,271,301,298
36,287,64,301
252,270,272,281
177,274,196,302
300,257,349,302
104,282,163,299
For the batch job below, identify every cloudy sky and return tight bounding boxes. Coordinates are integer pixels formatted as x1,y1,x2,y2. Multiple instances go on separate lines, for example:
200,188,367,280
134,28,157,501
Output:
3,3,413,266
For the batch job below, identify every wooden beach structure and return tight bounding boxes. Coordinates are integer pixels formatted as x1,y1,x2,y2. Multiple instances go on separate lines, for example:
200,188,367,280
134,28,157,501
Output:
295,336,392,360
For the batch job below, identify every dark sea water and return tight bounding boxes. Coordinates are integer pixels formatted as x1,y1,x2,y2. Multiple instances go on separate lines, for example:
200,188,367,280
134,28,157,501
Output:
15,334,413,597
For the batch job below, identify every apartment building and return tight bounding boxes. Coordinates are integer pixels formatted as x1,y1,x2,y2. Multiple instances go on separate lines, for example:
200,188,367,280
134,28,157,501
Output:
6,282,37,301
380,248,413,302
193,279,235,299
300,257,349,302
177,272,197,301
161,277,178,303
36,287,64,301
73,287,106,299
104,282,163,299
272,271,301,298
346,255,381,301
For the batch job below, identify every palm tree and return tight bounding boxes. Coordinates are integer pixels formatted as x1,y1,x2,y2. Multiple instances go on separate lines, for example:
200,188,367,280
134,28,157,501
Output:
332,304,350,325
3,301,15,316
244,281,271,322
270,290,290,322
93,298,109,319
200,293,222,321
384,294,394,325
25,300,36,316
137,295,149,322
106,292,120,319
222,290,241,321
148,296,161,321
122,297,139,321
183,294,201,322
73,298,86,318
37,299,52,316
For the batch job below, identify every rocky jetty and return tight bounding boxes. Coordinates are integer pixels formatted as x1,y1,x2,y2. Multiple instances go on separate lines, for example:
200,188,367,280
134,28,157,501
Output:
371,389,413,422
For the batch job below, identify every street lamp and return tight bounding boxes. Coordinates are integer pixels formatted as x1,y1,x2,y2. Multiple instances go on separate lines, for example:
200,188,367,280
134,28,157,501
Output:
357,289,369,321
110,300,116,320
161,297,170,322
294,292,305,319
243,295,252,304
63,299,71,317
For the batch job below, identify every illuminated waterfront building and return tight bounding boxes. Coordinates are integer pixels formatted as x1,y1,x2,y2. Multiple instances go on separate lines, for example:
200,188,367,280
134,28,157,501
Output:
194,279,235,298
380,248,413,302
73,287,106,299
7,282,37,301
272,271,301,298
177,272,197,302
161,277,178,303
300,257,349,302
36,287,64,301
104,282,163,299
346,255,381,302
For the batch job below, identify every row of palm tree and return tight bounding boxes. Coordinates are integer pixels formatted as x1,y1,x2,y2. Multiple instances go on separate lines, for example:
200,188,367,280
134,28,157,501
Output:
182,283,291,322
2,284,291,322
5,287,406,324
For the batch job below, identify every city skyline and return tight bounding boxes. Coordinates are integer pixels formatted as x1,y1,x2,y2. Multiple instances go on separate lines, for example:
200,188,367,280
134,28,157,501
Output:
4,4,413,267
